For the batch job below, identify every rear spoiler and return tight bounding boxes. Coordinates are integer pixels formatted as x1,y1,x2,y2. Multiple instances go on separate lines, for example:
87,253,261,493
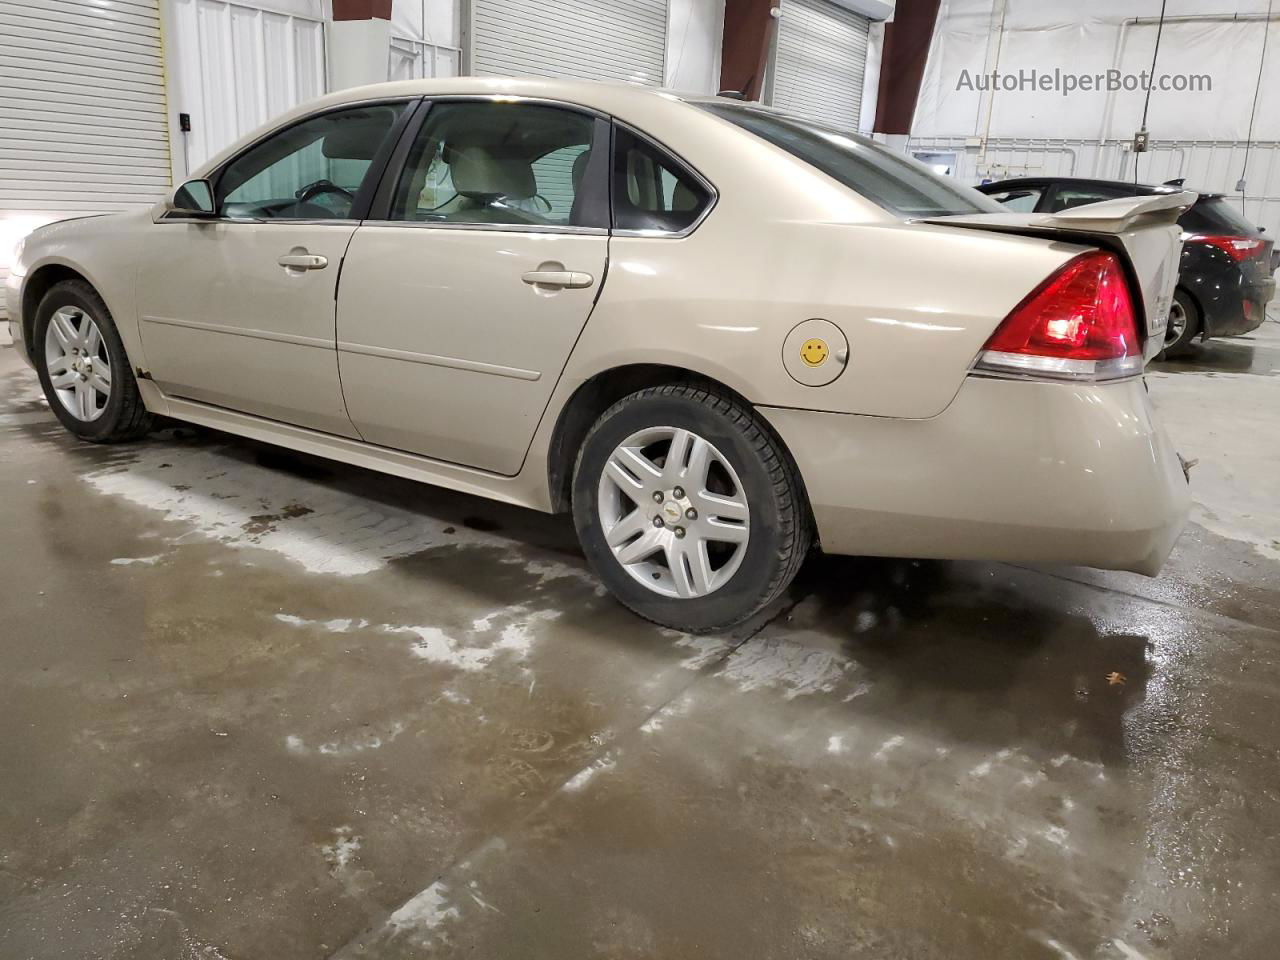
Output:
924,191,1198,236
1031,191,1198,232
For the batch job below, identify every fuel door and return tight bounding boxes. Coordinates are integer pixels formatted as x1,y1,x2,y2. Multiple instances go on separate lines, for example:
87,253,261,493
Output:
783,318,849,387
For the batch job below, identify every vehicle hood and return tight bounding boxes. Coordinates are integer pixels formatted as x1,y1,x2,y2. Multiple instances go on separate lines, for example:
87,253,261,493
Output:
21,212,113,244
924,191,1197,363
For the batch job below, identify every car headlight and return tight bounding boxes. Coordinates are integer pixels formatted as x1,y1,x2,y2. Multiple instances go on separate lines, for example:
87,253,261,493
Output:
9,235,27,278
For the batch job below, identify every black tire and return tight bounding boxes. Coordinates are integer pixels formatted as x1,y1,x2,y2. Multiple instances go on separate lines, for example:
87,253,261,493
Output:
1160,288,1201,359
33,279,154,443
572,383,811,633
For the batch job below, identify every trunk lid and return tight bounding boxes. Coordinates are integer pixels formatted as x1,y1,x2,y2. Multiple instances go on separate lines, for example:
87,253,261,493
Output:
924,191,1196,363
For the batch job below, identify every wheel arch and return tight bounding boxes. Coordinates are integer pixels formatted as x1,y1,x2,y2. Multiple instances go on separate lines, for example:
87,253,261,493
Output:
544,363,811,521
21,262,95,349
1172,282,1204,330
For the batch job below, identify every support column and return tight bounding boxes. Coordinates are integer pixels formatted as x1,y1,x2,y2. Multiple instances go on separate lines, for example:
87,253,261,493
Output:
329,0,393,91
872,0,941,136
718,0,777,101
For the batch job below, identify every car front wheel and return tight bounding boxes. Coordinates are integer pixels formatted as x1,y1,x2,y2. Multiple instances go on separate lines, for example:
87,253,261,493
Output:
572,383,811,633
34,279,154,443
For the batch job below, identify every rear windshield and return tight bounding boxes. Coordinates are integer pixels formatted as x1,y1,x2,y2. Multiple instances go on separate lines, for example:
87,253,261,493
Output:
1180,196,1261,236
697,102,1001,218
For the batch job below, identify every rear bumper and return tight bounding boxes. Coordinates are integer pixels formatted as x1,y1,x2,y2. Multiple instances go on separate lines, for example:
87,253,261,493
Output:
1200,276,1275,338
761,375,1189,576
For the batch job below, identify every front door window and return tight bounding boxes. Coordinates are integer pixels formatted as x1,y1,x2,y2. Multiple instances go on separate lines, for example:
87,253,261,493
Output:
216,103,406,220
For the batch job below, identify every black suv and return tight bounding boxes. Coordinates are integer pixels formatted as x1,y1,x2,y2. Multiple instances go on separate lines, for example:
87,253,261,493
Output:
977,177,1277,356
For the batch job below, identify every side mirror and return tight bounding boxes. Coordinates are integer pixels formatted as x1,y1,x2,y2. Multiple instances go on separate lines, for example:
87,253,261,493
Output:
168,179,216,218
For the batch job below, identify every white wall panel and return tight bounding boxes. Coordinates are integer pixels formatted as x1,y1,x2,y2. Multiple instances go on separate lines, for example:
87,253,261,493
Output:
168,0,327,174
391,0,458,45
907,2,1280,260
390,0,462,81
665,0,725,94
916,1,1279,142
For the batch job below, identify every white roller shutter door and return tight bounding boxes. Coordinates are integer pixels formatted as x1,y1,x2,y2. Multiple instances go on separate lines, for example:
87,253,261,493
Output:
770,0,870,131
0,0,170,295
471,0,667,86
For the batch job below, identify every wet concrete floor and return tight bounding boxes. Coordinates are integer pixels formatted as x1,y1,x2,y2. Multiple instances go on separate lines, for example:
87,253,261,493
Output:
1,325,1278,959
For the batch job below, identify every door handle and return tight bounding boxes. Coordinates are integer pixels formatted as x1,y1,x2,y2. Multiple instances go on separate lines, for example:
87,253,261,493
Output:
278,254,328,271
521,270,593,289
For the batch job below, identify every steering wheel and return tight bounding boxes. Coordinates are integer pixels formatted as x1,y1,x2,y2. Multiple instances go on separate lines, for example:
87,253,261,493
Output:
295,179,354,205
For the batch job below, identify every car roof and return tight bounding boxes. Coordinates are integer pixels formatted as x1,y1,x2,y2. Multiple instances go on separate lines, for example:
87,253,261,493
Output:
979,175,1222,201
189,76,905,207
189,76,727,182
315,76,697,115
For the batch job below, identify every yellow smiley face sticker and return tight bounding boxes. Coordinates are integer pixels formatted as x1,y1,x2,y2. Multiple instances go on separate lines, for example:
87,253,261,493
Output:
799,337,829,367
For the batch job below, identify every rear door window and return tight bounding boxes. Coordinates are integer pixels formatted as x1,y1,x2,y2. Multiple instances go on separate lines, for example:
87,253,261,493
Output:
389,101,606,229
530,144,592,223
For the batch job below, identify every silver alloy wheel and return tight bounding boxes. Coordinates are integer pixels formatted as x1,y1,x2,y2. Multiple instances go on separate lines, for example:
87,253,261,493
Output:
1165,299,1187,345
44,306,111,422
597,426,750,599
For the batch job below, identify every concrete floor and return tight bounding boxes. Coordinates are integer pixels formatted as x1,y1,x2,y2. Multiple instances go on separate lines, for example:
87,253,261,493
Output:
1,325,1278,960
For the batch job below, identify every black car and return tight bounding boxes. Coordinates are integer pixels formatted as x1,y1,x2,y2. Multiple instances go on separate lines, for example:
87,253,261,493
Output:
977,176,1278,356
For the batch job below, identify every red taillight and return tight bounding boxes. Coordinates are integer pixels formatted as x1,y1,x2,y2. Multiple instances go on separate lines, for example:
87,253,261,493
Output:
1188,234,1266,262
975,250,1143,382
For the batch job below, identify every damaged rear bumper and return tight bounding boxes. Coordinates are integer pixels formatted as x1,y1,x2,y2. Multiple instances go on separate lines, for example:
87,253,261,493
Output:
761,375,1190,577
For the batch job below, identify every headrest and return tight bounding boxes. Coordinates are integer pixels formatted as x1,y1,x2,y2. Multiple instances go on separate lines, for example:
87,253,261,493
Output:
672,180,701,212
321,115,388,161
572,149,592,189
449,147,535,200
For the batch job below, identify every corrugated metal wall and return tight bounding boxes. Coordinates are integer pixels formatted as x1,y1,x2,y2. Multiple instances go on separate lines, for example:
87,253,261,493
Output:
470,0,667,86
0,0,170,296
770,0,870,131
0,0,329,312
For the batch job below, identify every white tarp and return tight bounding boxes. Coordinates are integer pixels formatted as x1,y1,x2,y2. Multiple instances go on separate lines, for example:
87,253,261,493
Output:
913,0,1280,142
666,0,726,94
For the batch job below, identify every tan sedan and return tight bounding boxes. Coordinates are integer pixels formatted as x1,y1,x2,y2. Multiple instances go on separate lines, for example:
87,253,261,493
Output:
5,78,1192,631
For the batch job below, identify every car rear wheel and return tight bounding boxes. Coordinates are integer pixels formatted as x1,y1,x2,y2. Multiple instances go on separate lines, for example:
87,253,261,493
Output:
572,383,811,633
34,280,154,443
1161,288,1200,358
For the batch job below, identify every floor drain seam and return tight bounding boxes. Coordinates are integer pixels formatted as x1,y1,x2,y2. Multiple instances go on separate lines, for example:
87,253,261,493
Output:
1009,562,1280,640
